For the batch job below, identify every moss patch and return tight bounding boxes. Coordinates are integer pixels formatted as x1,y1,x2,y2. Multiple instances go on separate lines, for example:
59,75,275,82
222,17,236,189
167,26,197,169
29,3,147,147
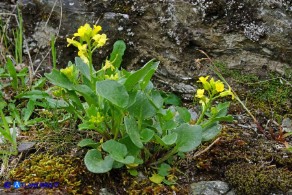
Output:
226,163,292,195
215,61,292,119
7,153,92,194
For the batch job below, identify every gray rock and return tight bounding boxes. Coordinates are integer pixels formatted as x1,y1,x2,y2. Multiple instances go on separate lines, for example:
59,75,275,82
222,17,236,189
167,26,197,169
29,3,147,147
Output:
18,142,36,152
282,118,292,133
4,0,291,93
99,188,114,195
190,181,230,195
226,190,236,195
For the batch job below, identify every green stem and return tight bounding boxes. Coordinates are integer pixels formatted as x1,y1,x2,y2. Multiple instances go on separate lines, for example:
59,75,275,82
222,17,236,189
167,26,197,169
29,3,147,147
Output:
196,105,206,125
196,98,213,125
150,147,178,166
64,99,84,120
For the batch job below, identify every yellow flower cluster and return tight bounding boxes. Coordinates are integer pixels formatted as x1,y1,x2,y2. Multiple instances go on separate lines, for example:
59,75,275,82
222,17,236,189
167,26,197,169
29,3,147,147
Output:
102,60,115,71
52,86,65,98
89,112,104,125
102,60,119,80
195,76,234,103
104,73,119,80
67,23,107,64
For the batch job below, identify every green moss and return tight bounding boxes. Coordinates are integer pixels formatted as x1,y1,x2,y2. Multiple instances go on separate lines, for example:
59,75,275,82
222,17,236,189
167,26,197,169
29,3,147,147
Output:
215,61,292,117
8,153,85,194
226,163,292,195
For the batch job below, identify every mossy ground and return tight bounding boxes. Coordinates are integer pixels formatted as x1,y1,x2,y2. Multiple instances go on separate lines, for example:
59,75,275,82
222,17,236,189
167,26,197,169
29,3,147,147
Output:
2,91,291,195
215,61,291,119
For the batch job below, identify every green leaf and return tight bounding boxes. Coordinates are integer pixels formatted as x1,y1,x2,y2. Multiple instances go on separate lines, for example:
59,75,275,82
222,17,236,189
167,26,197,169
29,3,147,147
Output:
78,139,99,148
102,140,127,158
8,103,22,126
25,117,47,126
102,140,135,164
124,116,143,148
128,169,138,176
75,57,90,81
161,133,177,145
127,91,156,119
45,98,68,108
0,101,7,110
214,102,230,117
154,134,168,147
78,122,96,131
163,93,181,106
96,80,129,108
176,107,191,123
109,40,126,69
15,90,50,99
149,90,164,109
160,119,177,131
174,124,202,152
23,99,35,122
202,122,221,141
124,59,159,91
0,111,13,143
158,163,171,177
140,128,155,143
202,115,233,128
6,58,18,89
84,149,113,173
67,90,84,110
140,68,157,90
45,69,74,90
32,77,46,89
119,136,141,157
149,173,164,184
74,84,99,106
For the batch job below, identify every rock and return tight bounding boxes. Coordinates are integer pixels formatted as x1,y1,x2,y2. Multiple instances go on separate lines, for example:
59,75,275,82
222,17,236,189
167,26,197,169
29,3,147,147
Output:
1,0,290,96
99,188,114,195
282,118,292,133
18,142,36,152
190,180,231,195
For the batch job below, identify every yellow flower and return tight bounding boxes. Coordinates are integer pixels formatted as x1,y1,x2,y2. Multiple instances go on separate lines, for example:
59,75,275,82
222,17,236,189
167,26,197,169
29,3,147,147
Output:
77,43,87,53
92,34,107,47
67,38,81,47
219,87,235,99
195,89,205,99
75,44,89,64
60,65,74,79
105,73,119,80
89,112,104,125
198,76,211,90
102,60,115,71
52,86,64,97
198,76,209,84
74,23,92,40
77,45,88,58
92,25,102,36
80,54,89,64
215,81,224,92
